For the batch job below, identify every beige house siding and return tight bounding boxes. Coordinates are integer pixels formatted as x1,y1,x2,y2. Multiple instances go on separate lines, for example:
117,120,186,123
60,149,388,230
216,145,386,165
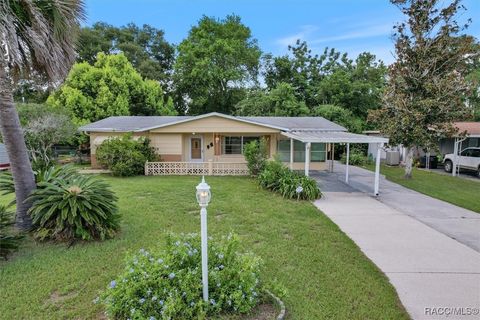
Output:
149,133,183,160
150,116,279,133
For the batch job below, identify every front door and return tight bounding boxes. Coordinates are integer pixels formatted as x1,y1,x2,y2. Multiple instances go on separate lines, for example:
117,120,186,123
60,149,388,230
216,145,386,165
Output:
190,137,202,161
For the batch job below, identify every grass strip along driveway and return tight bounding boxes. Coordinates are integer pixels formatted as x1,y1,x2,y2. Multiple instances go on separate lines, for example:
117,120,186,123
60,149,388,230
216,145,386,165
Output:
363,164,480,213
0,176,408,319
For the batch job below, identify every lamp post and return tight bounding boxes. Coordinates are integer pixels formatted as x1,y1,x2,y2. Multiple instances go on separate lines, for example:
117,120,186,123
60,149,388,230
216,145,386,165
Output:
196,176,211,302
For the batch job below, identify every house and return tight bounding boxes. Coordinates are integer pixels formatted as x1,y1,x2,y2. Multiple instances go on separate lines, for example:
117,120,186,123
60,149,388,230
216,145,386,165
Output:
0,143,10,170
80,112,388,193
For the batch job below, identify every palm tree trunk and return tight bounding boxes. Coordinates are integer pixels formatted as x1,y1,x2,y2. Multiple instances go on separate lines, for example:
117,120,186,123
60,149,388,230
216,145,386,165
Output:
0,67,36,230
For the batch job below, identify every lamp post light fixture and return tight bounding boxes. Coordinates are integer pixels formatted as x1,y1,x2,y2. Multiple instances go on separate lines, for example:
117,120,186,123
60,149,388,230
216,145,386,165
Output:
196,176,211,302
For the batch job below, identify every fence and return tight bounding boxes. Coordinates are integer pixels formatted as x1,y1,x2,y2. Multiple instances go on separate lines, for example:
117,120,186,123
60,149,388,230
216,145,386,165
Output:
145,161,249,176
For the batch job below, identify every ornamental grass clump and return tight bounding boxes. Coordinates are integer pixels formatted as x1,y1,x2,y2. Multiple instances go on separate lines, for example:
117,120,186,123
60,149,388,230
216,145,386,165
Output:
100,233,263,319
26,173,120,242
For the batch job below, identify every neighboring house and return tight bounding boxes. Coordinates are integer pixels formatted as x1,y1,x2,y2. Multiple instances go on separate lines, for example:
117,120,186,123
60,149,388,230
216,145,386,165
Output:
365,122,480,162
439,122,480,155
80,112,387,192
0,143,10,170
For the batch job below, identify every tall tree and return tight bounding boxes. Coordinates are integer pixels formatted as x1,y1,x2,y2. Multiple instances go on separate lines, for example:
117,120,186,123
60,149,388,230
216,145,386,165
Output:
0,0,85,229
77,22,175,86
48,53,176,124
174,15,261,115
370,0,477,178
236,83,309,116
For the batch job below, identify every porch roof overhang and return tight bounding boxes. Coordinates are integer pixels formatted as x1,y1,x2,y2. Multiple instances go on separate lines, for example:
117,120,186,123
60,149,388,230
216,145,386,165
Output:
281,130,389,144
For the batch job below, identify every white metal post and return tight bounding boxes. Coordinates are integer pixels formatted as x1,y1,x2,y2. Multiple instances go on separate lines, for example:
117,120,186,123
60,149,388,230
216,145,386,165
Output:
374,143,382,196
304,142,311,176
345,143,350,183
200,206,208,301
290,138,294,170
452,138,458,177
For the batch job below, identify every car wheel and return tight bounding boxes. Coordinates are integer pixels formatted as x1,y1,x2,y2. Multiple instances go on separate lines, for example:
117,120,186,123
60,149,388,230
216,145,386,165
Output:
444,160,452,173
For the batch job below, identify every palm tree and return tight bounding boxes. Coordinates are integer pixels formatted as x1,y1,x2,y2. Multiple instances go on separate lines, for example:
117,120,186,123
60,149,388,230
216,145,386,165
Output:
0,0,85,230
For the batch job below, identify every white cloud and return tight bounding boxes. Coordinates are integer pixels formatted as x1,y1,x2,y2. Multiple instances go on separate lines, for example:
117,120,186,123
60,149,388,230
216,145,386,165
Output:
310,23,393,44
275,25,318,47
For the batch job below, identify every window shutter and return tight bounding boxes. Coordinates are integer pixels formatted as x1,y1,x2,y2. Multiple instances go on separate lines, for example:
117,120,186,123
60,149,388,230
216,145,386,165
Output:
214,135,222,156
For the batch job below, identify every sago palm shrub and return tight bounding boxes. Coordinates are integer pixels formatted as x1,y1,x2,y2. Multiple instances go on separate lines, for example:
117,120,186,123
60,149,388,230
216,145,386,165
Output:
26,174,120,242
0,205,24,260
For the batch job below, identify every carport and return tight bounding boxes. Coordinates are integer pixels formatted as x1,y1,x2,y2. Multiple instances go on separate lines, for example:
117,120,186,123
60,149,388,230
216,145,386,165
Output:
281,131,389,196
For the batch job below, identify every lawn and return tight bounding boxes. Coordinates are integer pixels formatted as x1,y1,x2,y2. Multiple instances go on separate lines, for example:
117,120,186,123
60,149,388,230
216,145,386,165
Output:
0,176,408,319
363,164,480,213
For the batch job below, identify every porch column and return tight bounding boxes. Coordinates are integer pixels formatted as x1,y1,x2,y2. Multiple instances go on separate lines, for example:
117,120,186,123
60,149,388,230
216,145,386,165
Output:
290,138,294,170
305,142,311,176
374,143,382,196
345,143,350,183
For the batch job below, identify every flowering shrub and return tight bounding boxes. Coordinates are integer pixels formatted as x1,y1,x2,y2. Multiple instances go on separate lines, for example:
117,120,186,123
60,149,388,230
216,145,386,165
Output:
101,233,262,319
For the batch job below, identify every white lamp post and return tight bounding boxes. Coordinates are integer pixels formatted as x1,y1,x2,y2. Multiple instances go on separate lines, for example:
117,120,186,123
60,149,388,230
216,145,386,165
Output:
196,176,211,302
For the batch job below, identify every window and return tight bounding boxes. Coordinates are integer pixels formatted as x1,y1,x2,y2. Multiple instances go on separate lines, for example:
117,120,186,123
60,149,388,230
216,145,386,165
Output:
276,140,326,162
223,136,260,155
311,143,326,162
461,149,472,157
277,140,290,162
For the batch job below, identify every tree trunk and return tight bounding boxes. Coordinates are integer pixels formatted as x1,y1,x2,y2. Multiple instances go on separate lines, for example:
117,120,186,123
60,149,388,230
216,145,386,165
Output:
0,68,36,230
404,146,414,179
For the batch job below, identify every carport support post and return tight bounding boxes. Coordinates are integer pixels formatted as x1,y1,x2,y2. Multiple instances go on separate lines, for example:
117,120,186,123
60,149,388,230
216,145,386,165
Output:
374,143,382,196
290,138,294,170
305,142,311,176
453,138,458,177
345,143,350,183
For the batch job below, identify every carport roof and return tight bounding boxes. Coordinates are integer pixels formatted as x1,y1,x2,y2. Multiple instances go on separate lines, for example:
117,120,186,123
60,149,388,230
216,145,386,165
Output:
281,130,389,144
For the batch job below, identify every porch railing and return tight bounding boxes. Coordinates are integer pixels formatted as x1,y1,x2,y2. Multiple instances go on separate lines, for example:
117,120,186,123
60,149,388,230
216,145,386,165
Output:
145,161,249,176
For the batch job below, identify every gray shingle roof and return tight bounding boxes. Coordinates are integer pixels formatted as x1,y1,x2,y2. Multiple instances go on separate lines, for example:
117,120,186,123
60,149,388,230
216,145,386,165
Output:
78,113,347,132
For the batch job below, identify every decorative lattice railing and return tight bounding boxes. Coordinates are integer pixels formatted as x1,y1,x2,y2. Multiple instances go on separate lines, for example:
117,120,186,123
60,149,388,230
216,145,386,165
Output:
145,161,249,176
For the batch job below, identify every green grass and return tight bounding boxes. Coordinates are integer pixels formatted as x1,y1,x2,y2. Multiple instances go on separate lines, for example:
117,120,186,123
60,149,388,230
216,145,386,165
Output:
0,176,408,319
363,164,480,213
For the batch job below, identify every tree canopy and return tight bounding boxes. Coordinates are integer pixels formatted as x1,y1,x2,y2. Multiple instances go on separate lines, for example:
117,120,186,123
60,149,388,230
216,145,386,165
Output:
173,15,262,115
370,0,477,178
78,22,175,86
48,53,176,125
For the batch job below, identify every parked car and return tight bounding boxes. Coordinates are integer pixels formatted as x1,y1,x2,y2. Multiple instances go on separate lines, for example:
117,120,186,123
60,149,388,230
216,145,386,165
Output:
443,147,480,177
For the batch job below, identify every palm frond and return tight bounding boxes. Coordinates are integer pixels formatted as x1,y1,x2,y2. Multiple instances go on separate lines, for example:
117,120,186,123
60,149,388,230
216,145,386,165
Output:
0,0,86,81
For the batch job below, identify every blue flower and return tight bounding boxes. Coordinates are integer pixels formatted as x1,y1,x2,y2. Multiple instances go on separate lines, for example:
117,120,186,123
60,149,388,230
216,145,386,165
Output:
175,241,180,246
152,296,158,301
139,298,145,304
149,317,156,320
157,258,163,264
109,280,116,288
210,299,216,305
168,272,175,279
129,268,134,273
159,300,165,306
219,265,224,270
190,301,195,307
187,250,193,256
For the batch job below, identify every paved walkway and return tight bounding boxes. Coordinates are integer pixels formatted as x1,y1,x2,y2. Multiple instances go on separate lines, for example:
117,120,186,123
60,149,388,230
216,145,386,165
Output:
312,164,480,320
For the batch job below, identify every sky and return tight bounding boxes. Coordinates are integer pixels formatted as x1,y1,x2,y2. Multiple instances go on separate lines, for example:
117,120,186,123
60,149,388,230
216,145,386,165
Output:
84,0,480,65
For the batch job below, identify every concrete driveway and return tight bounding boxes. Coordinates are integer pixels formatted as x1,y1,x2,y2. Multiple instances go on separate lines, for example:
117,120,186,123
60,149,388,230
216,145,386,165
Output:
312,164,480,320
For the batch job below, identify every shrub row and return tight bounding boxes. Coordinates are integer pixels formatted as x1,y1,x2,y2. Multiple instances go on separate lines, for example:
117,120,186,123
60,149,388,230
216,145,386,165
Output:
340,151,373,166
258,160,321,200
